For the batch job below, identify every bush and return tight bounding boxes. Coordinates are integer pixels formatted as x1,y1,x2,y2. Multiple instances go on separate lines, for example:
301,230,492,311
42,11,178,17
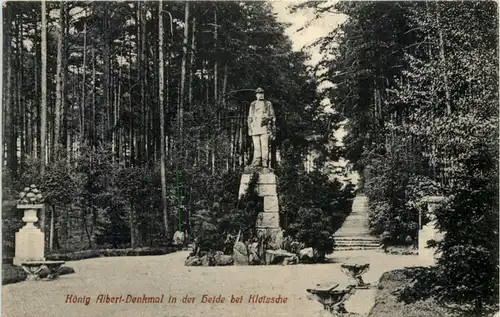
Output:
2,264,75,285
277,160,355,238
288,207,335,260
46,246,180,261
191,171,260,252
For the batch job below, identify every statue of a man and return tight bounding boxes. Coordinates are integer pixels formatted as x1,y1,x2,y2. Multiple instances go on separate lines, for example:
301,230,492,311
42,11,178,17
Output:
248,87,275,167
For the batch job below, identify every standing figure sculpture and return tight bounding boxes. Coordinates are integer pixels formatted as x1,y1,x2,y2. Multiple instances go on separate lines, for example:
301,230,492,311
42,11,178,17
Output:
248,87,276,167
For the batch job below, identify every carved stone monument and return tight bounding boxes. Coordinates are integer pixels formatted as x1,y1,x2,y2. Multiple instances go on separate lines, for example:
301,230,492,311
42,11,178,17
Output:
418,195,445,263
238,87,282,252
14,185,46,266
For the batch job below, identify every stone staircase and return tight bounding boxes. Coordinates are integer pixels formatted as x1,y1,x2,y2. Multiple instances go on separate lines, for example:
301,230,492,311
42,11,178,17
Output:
333,195,381,251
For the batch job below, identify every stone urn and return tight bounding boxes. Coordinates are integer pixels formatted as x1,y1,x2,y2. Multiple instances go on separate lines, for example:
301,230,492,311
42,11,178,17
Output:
13,185,46,266
340,263,371,288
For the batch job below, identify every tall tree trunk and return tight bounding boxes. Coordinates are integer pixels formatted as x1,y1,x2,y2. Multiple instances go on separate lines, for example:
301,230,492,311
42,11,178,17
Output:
49,206,54,251
117,41,124,163
80,8,87,149
4,6,17,175
213,10,218,107
34,18,40,160
222,63,229,170
212,9,218,174
159,1,169,238
188,15,196,109
63,5,70,166
2,8,8,166
50,0,66,250
436,3,451,115
18,21,26,168
54,1,64,160
128,41,134,165
92,46,96,152
40,1,48,233
130,202,135,248
178,2,189,158
141,1,147,163
103,3,111,150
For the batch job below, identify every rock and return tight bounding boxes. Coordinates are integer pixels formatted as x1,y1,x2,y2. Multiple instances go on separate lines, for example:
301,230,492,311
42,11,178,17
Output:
233,242,249,265
299,247,314,263
37,266,75,279
200,255,211,267
185,256,202,266
290,241,304,254
265,249,297,265
282,254,298,265
249,242,260,265
313,249,326,262
214,251,233,266
269,229,283,250
37,266,50,278
282,237,292,252
172,231,185,246
59,266,75,275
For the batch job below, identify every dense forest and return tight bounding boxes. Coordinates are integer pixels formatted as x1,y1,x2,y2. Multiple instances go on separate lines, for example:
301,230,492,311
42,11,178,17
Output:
293,1,499,314
2,1,353,258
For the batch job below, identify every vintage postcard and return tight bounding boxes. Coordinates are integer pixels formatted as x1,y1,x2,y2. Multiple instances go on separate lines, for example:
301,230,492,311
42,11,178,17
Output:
2,1,498,317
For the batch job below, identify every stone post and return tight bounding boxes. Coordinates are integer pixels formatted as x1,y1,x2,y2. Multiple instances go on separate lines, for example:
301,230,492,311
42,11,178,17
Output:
14,204,46,266
418,195,445,263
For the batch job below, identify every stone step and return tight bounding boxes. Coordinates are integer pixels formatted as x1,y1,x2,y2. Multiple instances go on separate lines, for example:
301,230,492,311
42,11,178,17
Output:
335,233,373,237
335,246,381,251
338,227,370,231
335,238,379,242
335,243,380,248
335,237,379,241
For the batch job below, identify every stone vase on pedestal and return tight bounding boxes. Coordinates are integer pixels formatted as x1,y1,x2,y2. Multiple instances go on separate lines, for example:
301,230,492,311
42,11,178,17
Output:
13,204,46,266
418,196,445,264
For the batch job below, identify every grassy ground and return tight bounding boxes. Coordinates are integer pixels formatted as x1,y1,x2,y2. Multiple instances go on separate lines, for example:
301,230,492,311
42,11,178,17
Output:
2,264,27,285
2,264,75,285
367,269,451,317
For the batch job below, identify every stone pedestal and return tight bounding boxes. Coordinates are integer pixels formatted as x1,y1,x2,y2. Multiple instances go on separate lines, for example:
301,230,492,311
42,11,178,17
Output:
418,196,445,263
239,168,282,249
14,204,45,266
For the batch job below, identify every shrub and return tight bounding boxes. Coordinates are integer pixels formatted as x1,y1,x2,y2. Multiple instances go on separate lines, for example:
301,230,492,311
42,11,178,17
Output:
288,207,335,260
2,264,75,285
191,172,260,252
45,246,180,261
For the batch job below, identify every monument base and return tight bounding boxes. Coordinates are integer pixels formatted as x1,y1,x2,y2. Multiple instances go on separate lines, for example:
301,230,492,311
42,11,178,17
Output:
14,227,45,266
256,227,283,250
238,167,283,251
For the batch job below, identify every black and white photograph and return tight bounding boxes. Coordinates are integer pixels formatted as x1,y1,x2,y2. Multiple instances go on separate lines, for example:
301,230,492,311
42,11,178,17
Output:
1,1,498,317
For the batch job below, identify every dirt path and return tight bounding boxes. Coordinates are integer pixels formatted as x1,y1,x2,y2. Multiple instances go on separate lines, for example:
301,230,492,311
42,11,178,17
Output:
2,251,426,317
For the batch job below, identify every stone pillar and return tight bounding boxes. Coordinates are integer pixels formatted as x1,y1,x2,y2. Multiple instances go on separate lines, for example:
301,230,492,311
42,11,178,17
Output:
238,169,282,250
14,204,46,266
418,196,445,263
